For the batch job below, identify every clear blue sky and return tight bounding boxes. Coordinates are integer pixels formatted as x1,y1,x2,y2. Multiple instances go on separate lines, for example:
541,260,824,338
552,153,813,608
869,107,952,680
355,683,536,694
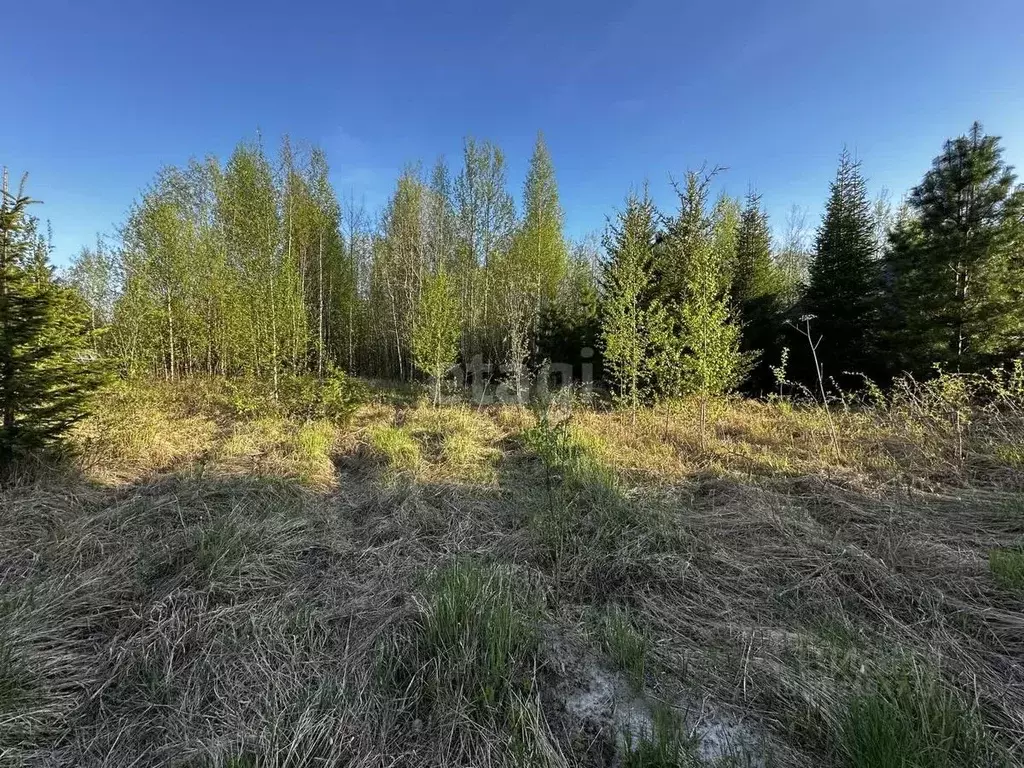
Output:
5,0,1024,265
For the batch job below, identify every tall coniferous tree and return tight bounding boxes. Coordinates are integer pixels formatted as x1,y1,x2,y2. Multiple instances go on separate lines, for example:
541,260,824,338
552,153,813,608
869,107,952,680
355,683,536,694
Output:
517,132,568,307
802,150,882,386
670,171,743,443
1,174,99,472
733,191,784,393
601,189,661,422
884,123,1024,375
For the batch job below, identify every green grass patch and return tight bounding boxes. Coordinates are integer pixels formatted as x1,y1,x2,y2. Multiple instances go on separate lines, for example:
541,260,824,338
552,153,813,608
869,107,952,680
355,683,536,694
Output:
989,546,1024,592
379,560,557,764
597,604,649,692
366,424,421,474
837,662,1005,768
622,704,697,767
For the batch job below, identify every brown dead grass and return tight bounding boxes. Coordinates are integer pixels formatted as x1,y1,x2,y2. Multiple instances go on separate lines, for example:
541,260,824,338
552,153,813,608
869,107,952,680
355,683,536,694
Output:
3,380,1022,766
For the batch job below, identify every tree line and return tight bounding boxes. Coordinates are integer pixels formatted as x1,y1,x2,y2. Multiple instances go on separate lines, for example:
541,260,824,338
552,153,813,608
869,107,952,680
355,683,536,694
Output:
70,123,1022,400
2,122,1022,466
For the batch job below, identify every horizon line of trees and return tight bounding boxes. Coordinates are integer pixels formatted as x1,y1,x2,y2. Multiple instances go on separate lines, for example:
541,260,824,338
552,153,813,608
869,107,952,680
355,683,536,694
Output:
52,121,1024,407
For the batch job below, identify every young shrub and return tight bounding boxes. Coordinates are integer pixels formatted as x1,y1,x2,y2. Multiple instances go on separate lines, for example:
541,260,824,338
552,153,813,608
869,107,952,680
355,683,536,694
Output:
410,270,460,406
279,367,365,423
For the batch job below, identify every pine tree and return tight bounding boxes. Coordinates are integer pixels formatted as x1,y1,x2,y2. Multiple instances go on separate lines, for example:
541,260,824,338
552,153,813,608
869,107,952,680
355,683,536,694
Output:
411,270,461,406
733,191,784,393
802,150,882,387
600,189,660,422
884,123,1024,375
1,174,100,472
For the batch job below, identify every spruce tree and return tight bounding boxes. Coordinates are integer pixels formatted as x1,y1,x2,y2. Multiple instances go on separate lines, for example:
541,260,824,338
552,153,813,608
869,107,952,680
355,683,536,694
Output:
0,174,100,472
518,132,569,306
733,191,784,393
600,189,660,421
884,123,1024,375
802,150,882,387
670,171,743,444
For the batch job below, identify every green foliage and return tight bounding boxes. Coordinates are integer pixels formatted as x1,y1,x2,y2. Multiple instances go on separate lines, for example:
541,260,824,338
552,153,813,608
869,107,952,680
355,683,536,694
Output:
410,270,460,405
989,546,1024,592
601,189,663,418
518,132,569,305
538,241,602,383
802,150,883,386
733,191,785,393
219,370,364,422
452,137,517,366
0,177,103,472
884,123,1024,377
837,662,1004,768
39,120,1024,423
670,171,744,439
277,367,365,422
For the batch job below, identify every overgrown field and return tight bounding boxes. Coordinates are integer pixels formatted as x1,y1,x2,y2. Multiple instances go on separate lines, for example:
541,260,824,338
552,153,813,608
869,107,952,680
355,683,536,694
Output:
2,379,1023,767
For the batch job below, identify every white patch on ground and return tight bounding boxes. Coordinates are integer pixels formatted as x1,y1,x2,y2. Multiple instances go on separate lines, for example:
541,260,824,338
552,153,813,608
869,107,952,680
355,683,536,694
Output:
562,662,764,766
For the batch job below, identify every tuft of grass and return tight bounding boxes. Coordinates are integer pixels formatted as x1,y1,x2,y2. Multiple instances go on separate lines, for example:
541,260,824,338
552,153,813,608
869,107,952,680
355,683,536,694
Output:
837,662,1005,768
387,560,540,713
366,424,421,475
521,417,669,600
406,405,502,483
989,546,1024,592
622,704,697,768
597,604,649,693
380,560,559,765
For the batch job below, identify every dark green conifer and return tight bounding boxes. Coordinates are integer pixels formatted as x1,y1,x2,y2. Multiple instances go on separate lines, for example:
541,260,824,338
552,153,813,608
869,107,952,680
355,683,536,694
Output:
801,150,883,387
0,174,101,472
884,123,1024,375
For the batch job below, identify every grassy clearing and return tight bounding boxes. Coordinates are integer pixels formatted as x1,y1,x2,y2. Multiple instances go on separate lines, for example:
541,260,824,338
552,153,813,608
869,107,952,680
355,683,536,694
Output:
2,379,1023,766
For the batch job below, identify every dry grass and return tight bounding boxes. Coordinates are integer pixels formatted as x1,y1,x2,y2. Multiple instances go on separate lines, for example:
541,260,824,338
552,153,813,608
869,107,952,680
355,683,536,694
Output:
2,378,1023,766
